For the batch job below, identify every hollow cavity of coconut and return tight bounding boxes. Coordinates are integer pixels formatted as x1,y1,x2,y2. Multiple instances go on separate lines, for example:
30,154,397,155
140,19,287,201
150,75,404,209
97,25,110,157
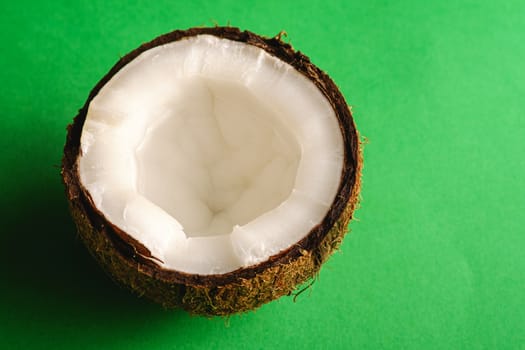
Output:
62,27,361,316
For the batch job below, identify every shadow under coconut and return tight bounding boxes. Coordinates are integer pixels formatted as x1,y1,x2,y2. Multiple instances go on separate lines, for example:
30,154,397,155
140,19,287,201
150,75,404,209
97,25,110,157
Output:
0,173,203,346
0,178,135,306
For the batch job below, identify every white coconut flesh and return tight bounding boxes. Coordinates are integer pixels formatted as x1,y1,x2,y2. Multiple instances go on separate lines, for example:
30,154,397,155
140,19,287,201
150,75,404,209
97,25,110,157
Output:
78,35,344,275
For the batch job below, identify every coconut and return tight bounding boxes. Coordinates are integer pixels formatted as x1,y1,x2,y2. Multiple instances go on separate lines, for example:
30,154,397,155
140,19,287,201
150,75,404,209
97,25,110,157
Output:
62,27,362,316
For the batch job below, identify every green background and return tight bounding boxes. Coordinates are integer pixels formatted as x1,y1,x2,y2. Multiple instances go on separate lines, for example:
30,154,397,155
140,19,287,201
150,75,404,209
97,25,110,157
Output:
1,0,524,349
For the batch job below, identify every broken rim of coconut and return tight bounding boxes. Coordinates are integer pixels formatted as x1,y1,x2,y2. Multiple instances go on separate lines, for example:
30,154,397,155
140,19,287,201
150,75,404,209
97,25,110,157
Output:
77,33,345,276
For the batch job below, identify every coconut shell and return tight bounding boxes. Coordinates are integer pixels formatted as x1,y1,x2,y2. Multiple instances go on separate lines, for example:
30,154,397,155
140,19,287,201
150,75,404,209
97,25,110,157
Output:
62,26,362,316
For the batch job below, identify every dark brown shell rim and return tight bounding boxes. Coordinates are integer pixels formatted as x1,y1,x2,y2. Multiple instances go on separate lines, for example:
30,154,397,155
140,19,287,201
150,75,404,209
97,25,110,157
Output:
62,26,360,287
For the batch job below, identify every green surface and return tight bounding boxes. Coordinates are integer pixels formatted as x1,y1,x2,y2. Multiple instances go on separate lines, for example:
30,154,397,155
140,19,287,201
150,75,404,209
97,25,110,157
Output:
1,0,524,349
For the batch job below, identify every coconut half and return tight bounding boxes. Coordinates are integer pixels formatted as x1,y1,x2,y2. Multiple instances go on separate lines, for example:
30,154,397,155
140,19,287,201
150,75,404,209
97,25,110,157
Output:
62,27,362,316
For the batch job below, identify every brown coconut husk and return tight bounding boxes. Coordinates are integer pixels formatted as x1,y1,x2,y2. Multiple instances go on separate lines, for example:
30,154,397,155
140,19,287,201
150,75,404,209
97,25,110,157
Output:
62,26,362,316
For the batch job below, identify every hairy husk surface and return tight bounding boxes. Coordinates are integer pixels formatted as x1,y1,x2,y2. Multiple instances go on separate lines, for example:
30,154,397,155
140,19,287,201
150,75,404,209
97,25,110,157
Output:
62,27,362,316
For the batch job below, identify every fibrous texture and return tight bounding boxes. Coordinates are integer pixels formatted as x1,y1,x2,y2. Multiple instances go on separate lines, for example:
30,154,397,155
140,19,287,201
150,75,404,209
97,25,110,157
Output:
62,27,362,316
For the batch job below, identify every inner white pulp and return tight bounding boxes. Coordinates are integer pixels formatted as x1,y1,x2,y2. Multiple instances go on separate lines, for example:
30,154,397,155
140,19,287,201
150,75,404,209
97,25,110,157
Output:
78,35,343,274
